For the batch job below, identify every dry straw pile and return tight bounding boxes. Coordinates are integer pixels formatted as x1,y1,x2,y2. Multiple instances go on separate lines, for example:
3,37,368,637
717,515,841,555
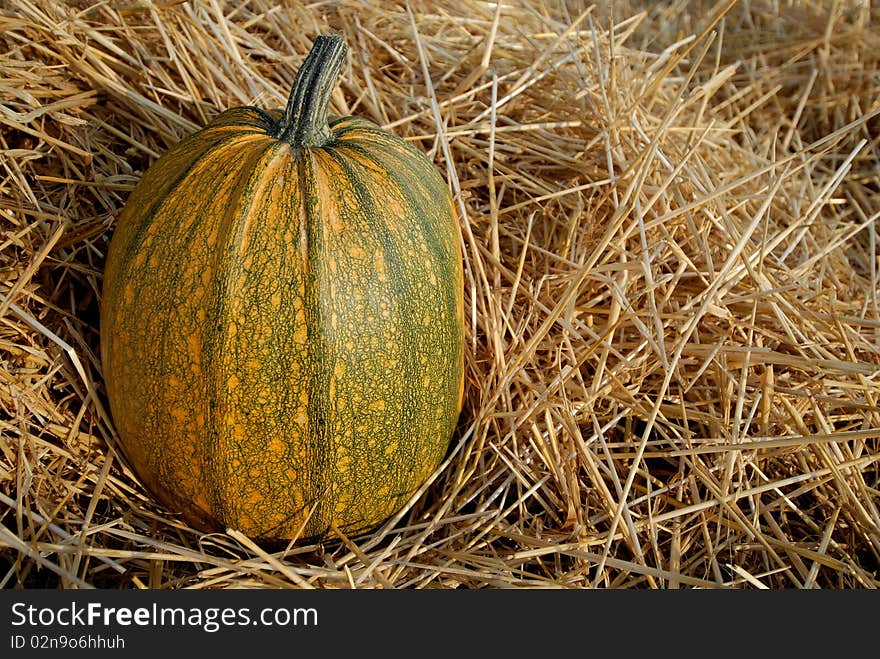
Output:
1,0,878,588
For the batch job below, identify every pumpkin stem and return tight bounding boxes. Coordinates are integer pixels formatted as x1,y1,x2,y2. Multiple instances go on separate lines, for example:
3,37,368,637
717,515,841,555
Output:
276,34,348,148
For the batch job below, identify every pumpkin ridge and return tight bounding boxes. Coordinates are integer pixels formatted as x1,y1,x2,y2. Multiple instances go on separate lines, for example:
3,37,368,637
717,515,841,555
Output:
202,140,296,533
317,146,421,517
296,147,335,537
109,132,271,279
346,141,465,472
225,106,279,133
332,137,464,353
101,131,277,528
148,139,276,524
311,143,462,530
328,134,453,253
325,147,421,475
331,116,438,167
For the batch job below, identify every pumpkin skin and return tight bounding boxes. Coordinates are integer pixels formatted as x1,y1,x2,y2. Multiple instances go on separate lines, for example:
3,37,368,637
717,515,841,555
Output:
100,36,464,540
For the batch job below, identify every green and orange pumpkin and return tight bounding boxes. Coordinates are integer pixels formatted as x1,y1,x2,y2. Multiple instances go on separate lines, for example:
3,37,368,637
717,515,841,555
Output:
100,35,464,540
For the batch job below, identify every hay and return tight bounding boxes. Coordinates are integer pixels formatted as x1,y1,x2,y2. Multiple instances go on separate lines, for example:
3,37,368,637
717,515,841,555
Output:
1,0,878,589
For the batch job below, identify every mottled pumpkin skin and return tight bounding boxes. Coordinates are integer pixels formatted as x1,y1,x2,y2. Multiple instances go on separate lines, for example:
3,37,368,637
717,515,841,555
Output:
100,108,464,540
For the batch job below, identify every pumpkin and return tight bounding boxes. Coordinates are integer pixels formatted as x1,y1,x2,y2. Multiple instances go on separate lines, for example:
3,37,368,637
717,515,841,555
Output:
100,34,464,540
